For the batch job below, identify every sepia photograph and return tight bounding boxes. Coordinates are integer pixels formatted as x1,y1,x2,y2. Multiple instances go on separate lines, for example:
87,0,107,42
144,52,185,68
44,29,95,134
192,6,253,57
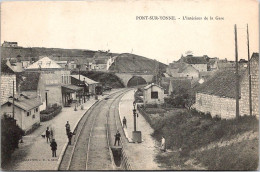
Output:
0,0,259,170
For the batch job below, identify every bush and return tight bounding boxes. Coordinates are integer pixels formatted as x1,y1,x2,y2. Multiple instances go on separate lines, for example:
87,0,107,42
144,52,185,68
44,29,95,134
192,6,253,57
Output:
143,109,258,159
1,115,24,167
40,104,62,122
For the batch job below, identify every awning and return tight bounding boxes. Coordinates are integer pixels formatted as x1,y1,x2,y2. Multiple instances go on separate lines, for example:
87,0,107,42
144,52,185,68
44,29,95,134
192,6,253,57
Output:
62,85,83,93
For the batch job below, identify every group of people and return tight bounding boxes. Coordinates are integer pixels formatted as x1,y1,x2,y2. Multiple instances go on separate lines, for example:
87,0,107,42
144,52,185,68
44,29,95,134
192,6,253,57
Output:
45,121,75,158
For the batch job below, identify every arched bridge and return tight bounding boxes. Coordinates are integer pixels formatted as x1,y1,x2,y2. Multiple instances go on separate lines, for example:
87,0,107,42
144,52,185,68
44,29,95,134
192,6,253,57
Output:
115,73,154,87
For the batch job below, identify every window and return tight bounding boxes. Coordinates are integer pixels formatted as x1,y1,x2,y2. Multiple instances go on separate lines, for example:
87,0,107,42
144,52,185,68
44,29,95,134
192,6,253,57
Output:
36,108,38,112
27,112,30,116
32,115,35,119
151,91,158,99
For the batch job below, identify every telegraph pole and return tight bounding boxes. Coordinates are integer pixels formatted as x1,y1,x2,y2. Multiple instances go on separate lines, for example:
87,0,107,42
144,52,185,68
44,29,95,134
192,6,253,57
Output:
13,80,15,119
234,24,240,118
247,24,252,116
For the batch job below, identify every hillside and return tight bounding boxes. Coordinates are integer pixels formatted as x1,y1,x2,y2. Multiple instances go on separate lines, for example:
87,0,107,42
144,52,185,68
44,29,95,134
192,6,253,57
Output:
109,53,167,73
1,46,118,63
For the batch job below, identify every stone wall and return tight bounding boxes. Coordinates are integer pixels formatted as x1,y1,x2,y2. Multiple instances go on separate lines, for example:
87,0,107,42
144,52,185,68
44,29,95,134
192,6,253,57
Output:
240,56,259,117
193,93,237,119
0,74,16,105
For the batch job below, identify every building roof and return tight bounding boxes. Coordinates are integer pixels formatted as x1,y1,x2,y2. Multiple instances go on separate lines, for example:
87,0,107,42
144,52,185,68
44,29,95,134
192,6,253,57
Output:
168,62,198,73
144,83,163,90
61,84,83,93
26,56,62,70
251,52,259,62
2,97,42,111
178,55,208,64
196,70,242,98
70,75,99,85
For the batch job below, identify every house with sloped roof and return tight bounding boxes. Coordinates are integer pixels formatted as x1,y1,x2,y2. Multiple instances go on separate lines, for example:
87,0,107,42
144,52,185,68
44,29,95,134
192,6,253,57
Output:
166,62,199,79
25,57,83,107
193,69,243,119
178,55,208,72
143,83,165,105
1,95,42,134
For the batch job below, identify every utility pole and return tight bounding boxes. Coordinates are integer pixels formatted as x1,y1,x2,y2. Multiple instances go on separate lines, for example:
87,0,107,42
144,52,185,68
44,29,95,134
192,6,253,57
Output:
234,24,240,118
247,24,252,116
13,80,15,119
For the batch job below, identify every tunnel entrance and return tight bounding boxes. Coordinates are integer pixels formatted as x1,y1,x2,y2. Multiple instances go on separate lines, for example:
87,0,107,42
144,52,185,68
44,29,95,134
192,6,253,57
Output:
127,76,147,87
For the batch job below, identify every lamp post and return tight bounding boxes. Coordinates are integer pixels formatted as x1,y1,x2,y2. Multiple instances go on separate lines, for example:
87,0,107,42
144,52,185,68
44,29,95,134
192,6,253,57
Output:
45,90,49,109
132,100,142,143
133,101,137,131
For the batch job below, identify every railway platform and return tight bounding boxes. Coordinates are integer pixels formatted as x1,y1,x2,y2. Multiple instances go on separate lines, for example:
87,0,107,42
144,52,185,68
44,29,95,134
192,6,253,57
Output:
5,90,121,171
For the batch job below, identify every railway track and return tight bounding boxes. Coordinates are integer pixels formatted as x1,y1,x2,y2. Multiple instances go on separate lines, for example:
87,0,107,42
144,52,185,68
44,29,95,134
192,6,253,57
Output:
58,89,130,170
107,91,132,170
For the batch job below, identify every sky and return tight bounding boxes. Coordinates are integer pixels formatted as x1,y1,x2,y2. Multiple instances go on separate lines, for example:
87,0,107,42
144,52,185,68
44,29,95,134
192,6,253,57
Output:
1,0,259,64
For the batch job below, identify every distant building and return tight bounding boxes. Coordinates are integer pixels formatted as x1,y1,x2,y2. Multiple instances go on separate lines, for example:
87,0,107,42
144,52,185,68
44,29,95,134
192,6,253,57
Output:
208,58,219,71
6,59,24,72
2,41,18,47
178,55,208,72
166,62,199,79
1,96,42,134
143,83,165,105
240,53,259,117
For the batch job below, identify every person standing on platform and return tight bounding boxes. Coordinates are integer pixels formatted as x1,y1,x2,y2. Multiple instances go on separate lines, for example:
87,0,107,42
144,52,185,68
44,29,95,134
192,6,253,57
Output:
114,130,121,146
161,136,166,152
67,131,75,145
123,117,127,128
46,127,50,143
50,139,57,157
65,121,70,136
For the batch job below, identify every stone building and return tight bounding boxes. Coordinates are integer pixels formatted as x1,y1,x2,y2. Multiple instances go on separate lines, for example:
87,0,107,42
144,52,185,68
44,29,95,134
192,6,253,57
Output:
143,83,165,105
193,69,243,119
0,60,16,105
240,53,259,117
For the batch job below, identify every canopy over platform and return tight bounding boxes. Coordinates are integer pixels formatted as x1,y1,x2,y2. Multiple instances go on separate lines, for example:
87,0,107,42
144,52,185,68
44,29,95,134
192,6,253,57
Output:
62,84,83,93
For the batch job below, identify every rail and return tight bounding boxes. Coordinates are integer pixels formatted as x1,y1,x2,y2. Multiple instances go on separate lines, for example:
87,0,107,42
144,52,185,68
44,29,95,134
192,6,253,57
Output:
58,90,127,170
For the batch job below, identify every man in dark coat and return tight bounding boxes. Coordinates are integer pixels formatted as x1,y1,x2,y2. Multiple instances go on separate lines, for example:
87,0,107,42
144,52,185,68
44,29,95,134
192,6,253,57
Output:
46,127,50,143
65,121,70,136
50,139,57,157
67,131,74,145
114,130,121,146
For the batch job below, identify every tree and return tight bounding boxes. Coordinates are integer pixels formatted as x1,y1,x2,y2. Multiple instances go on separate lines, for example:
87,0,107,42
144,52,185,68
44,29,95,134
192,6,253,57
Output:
1,114,24,167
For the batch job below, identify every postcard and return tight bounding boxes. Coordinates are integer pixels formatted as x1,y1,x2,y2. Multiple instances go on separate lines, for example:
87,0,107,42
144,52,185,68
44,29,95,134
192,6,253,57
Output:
0,0,259,170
